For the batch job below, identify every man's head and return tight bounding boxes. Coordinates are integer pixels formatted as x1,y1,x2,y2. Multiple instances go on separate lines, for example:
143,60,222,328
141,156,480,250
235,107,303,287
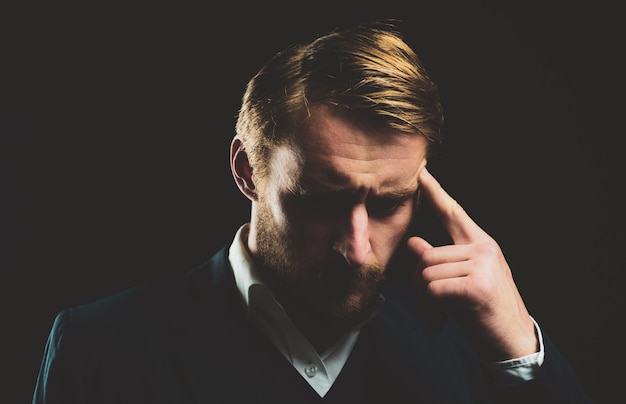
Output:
231,20,443,330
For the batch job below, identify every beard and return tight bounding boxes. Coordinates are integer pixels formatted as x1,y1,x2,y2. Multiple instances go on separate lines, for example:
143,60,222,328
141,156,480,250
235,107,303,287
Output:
253,200,386,331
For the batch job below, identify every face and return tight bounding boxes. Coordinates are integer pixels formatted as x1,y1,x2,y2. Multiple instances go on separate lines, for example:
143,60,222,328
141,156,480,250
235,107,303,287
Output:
250,105,428,329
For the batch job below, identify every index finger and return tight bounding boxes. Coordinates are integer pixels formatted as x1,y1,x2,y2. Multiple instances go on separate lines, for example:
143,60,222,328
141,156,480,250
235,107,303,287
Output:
418,167,484,244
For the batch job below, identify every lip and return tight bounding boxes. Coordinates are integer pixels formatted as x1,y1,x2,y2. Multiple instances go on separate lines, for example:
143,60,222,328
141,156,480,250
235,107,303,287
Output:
319,267,368,292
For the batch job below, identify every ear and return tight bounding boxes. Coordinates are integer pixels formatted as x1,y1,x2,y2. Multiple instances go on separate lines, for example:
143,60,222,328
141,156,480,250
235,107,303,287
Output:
230,137,258,201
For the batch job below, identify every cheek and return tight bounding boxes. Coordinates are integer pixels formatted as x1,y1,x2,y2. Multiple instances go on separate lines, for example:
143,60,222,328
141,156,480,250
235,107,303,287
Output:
279,197,333,254
265,188,288,229
291,215,335,256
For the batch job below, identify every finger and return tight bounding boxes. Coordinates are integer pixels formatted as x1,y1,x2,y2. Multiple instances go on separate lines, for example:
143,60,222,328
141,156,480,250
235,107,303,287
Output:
413,243,474,267
407,236,448,330
407,236,433,259
418,168,484,244
427,277,469,301
421,262,469,283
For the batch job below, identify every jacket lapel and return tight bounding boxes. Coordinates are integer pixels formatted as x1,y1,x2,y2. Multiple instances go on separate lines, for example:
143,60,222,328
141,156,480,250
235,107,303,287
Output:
157,247,293,402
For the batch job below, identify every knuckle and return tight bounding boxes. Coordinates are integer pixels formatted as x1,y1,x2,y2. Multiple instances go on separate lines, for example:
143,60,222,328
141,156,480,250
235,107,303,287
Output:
443,198,466,225
426,280,439,295
418,248,433,264
449,199,464,216
421,266,434,281
477,240,501,256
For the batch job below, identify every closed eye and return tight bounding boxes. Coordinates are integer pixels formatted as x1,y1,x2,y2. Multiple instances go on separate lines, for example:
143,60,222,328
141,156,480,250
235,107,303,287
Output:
366,197,408,217
292,190,413,218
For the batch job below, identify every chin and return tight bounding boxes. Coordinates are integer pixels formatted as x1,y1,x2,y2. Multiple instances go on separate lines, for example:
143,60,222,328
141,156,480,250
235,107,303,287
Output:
328,287,382,326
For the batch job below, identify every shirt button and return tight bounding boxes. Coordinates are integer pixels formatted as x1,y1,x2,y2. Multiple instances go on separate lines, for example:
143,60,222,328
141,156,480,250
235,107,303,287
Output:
304,364,318,378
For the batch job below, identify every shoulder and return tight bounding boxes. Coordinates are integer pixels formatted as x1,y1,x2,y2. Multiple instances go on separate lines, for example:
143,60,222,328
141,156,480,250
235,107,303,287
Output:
32,246,244,402
50,246,234,344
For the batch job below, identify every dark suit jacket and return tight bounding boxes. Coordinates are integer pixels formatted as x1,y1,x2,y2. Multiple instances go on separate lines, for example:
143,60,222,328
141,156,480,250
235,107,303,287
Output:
33,246,592,403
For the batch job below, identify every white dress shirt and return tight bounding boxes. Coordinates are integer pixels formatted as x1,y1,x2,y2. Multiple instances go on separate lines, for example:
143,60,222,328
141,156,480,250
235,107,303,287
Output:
228,224,544,397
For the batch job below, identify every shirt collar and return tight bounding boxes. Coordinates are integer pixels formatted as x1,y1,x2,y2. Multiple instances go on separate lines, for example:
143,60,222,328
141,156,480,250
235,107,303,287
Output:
227,222,384,328
228,223,265,310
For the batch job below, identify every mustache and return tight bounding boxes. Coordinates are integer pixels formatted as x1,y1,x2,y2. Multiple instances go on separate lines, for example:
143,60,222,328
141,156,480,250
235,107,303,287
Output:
317,253,385,281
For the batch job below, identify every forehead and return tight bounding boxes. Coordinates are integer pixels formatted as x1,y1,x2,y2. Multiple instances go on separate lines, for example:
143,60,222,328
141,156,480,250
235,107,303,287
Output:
280,106,428,195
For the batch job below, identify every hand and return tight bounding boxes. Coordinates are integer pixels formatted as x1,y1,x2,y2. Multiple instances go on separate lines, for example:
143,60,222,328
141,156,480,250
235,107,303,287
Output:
409,168,538,361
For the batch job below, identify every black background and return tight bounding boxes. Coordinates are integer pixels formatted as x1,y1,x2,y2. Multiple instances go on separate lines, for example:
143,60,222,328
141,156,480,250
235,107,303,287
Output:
2,1,624,402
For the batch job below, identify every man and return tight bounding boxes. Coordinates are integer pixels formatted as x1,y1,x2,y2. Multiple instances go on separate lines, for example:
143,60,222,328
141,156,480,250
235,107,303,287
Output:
33,20,591,403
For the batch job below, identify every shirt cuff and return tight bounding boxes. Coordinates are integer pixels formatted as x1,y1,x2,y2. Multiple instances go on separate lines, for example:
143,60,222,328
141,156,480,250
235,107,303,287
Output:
483,316,545,387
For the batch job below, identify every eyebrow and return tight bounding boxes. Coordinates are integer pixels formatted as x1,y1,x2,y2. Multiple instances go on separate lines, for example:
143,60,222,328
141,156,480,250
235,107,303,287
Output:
294,182,417,200
294,164,419,200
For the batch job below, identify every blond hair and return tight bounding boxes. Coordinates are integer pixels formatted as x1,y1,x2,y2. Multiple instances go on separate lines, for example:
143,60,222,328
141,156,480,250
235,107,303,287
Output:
236,20,444,182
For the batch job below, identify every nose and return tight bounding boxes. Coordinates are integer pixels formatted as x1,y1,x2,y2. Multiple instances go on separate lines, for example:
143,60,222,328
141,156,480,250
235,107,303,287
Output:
333,204,371,266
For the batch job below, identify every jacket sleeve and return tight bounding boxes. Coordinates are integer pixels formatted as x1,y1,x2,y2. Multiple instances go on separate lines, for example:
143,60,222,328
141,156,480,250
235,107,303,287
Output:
489,333,594,403
32,309,74,404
